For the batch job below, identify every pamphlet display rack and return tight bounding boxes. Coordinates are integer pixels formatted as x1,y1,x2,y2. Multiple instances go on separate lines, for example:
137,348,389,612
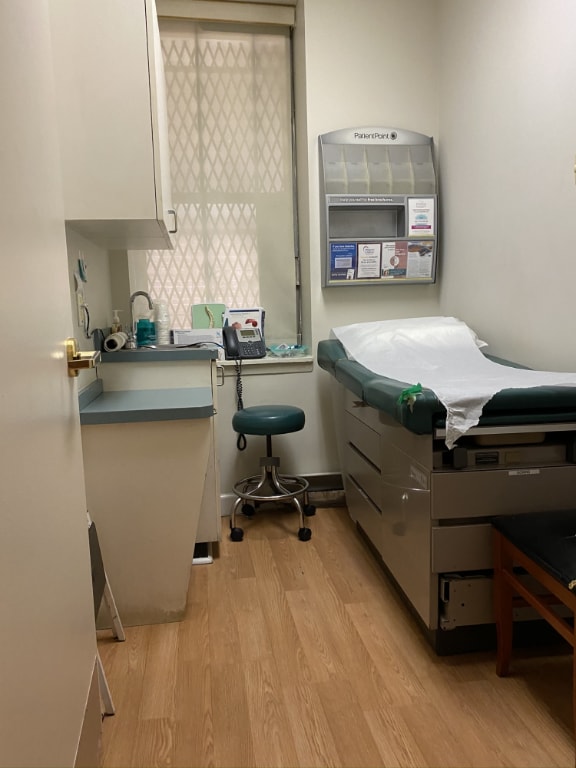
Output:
319,127,438,287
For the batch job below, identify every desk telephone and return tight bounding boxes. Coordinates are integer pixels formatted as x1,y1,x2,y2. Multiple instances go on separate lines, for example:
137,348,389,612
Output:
223,325,266,359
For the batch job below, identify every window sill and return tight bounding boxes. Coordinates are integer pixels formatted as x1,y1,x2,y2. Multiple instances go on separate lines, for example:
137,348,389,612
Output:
217,355,314,375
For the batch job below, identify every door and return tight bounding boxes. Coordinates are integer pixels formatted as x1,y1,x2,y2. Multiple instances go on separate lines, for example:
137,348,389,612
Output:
0,3,98,766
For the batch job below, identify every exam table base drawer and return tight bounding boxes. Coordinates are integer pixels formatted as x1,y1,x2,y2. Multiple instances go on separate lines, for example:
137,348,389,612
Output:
432,465,576,519
438,573,571,630
345,411,381,467
344,390,382,433
345,475,382,554
345,443,381,512
432,524,493,573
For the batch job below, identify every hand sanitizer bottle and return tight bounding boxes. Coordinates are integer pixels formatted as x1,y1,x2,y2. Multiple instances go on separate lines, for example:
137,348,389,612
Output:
110,309,123,334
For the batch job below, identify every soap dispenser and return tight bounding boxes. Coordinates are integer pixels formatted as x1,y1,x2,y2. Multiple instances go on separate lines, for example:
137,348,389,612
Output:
110,309,123,334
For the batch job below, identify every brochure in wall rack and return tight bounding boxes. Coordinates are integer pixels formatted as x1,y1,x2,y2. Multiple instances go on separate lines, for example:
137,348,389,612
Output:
356,243,381,279
329,240,434,283
330,242,357,281
381,240,434,279
381,241,408,278
408,197,435,237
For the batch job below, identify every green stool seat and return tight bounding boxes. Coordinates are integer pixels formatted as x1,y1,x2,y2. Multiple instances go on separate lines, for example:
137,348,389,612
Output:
232,405,305,436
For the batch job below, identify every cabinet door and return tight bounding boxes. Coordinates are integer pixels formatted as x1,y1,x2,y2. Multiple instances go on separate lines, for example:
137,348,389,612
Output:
146,0,176,237
49,0,174,250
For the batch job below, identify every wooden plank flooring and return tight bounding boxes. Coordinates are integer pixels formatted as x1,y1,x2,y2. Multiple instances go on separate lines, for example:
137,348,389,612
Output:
98,507,574,767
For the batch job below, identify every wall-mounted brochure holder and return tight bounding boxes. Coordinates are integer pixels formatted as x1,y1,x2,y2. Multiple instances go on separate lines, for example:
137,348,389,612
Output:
319,127,438,287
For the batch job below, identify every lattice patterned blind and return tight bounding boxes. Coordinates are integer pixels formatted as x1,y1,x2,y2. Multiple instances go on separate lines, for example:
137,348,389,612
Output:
146,21,297,340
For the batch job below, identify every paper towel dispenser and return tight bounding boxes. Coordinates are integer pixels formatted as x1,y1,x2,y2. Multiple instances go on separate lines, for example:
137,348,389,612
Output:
319,127,438,287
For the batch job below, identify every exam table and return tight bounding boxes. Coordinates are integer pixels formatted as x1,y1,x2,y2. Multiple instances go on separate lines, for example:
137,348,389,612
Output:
318,336,576,654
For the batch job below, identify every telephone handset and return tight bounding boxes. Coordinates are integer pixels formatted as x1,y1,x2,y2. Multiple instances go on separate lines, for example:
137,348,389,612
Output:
223,325,266,359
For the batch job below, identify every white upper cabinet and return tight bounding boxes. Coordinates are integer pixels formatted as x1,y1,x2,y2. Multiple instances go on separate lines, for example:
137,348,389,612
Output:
49,0,175,250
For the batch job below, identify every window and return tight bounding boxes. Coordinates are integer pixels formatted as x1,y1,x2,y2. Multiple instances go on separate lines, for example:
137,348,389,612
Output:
133,18,299,345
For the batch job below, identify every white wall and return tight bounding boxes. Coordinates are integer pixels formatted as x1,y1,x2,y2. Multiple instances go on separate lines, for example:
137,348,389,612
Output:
437,0,576,370
65,228,114,393
66,228,114,346
299,0,442,343
76,0,576,498
298,0,441,463
67,0,443,495
215,0,443,499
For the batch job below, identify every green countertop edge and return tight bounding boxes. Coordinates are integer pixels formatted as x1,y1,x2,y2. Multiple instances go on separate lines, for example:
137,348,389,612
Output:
79,379,104,410
79,386,214,425
101,347,219,362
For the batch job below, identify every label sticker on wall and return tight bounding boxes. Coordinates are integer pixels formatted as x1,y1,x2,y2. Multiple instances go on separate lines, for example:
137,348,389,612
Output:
408,198,435,236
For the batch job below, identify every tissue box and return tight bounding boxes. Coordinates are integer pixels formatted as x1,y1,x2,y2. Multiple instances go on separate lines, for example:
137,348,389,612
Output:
171,329,224,358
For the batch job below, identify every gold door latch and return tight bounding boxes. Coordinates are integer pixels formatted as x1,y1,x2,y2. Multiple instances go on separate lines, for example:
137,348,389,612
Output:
66,338,101,377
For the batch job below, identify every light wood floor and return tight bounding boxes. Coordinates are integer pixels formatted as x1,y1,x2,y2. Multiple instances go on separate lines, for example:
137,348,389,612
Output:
98,506,574,767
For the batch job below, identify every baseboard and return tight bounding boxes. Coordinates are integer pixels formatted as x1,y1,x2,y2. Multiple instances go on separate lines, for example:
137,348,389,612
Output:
302,472,343,491
306,488,346,507
303,473,345,507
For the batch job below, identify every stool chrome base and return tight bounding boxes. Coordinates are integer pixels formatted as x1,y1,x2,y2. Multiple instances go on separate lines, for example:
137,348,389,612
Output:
230,457,314,542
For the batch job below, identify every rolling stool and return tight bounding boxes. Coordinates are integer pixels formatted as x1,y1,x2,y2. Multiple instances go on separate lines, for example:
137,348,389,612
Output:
230,405,315,542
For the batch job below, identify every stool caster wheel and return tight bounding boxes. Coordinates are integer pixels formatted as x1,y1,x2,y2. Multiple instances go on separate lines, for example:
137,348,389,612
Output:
241,503,256,517
304,504,316,517
298,527,312,542
230,527,244,542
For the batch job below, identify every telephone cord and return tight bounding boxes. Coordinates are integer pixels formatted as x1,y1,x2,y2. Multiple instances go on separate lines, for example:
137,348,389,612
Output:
235,360,247,450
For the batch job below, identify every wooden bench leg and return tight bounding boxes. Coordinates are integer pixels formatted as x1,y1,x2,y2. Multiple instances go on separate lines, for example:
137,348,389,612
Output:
493,528,514,677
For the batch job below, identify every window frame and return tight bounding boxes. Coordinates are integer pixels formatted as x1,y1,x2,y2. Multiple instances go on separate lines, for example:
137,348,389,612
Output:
129,6,302,347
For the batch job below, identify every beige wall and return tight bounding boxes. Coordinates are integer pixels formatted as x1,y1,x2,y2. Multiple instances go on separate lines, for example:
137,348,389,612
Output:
71,0,443,497
73,0,576,498
299,0,441,342
216,0,443,499
66,228,114,345
437,0,576,370
222,0,576,493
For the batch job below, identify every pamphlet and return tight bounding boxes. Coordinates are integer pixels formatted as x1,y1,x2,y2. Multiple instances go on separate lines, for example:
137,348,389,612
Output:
408,198,435,236
356,243,381,279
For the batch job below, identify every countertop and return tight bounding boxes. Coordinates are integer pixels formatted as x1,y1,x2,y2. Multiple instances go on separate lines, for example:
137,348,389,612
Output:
101,346,219,362
79,380,214,425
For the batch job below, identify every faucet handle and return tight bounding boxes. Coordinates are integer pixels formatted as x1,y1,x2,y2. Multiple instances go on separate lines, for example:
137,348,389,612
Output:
125,331,137,349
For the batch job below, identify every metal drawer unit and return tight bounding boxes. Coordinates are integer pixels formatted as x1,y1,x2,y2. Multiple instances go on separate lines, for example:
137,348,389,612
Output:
342,405,383,553
334,379,576,652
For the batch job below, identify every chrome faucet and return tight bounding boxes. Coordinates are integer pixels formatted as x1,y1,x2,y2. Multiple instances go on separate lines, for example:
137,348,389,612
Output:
130,290,154,310
129,291,154,339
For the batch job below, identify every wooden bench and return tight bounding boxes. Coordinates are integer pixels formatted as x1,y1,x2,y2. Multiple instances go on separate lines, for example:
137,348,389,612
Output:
492,510,576,741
